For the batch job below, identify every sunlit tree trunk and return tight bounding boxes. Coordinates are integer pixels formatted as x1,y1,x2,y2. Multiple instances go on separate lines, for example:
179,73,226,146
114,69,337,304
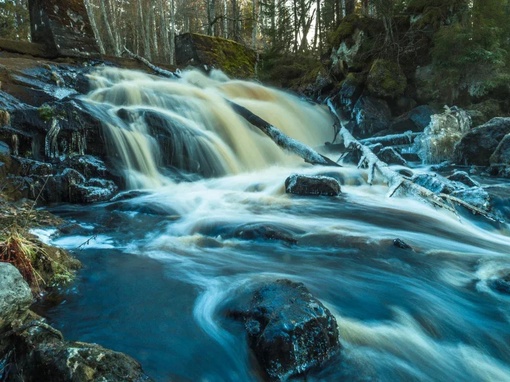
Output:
169,0,176,64
84,0,105,54
252,0,259,48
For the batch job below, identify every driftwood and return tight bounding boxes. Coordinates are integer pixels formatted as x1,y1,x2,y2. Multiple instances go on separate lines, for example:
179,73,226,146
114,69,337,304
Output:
326,99,499,222
124,47,339,167
360,131,420,147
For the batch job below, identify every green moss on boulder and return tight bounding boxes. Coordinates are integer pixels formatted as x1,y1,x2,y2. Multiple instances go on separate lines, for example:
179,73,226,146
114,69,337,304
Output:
175,33,256,79
367,59,407,98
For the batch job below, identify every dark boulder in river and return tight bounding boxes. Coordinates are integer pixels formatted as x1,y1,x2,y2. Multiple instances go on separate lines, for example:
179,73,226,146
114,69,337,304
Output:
454,117,510,166
285,174,341,197
230,279,340,381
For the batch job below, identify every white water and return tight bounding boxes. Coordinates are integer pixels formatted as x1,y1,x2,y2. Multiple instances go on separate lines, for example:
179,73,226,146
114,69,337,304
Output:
37,68,510,382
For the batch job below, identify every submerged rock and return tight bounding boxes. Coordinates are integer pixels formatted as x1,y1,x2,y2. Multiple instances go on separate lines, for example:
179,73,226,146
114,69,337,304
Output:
0,263,32,331
285,174,341,196
231,279,340,381
233,223,298,244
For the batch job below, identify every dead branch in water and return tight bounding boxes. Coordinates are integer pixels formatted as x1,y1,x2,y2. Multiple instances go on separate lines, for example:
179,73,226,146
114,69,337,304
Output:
326,100,499,222
123,48,340,167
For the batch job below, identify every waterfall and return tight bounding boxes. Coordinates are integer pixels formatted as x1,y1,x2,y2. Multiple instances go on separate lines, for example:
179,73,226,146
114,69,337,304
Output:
82,68,334,189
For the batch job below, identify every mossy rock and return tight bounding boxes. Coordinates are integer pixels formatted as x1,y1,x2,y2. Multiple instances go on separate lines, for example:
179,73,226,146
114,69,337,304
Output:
258,52,323,90
327,14,381,49
367,59,407,98
468,99,503,127
175,33,256,79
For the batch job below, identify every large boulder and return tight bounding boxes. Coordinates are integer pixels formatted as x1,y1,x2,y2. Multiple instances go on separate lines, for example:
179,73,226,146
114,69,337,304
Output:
390,105,434,133
28,0,100,57
333,74,363,118
6,317,153,382
231,279,340,381
351,95,392,138
454,117,510,166
175,33,256,78
285,174,341,196
366,59,407,99
0,263,33,331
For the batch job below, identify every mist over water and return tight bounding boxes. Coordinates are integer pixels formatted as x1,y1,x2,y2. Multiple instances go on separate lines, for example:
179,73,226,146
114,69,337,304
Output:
37,68,510,381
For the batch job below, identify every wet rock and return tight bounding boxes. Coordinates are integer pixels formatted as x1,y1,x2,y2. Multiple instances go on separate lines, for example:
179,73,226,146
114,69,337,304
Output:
231,279,340,381
377,147,407,166
334,74,363,117
69,178,119,204
393,238,412,250
285,174,341,197
366,59,407,99
233,223,298,244
6,317,153,382
447,171,479,188
66,155,109,179
412,173,492,213
0,263,33,331
351,95,392,138
390,105,434,133
454,117,510,166
412,173,455,194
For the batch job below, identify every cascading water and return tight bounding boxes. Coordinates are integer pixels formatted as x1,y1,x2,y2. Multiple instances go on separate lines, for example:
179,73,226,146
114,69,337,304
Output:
35,68,510,382
82,67,334,188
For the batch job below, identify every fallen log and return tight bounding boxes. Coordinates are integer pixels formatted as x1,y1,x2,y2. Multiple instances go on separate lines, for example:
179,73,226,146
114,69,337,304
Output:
228,101,339,167
326,99,500,222
124,48,340,167
360,131,420,147
124,47,180,79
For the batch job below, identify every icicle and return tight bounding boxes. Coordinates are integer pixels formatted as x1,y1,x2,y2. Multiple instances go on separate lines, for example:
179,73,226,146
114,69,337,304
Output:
11,134,19,156
71,131,87,155
45,118,61,158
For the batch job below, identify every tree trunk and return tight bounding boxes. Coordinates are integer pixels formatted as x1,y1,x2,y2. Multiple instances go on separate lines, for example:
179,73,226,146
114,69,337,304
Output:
169,0,176,65
84,0,105,55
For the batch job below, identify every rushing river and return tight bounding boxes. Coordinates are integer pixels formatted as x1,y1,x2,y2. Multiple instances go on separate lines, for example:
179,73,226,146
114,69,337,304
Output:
35,68,510,381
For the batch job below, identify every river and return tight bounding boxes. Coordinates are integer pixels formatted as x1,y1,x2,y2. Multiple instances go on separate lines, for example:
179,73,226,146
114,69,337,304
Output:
34,68,510,381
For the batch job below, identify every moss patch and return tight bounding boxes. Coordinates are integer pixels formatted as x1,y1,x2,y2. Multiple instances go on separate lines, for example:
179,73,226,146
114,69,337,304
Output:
367,59,407,98
258,52,323,90
185,33,256,79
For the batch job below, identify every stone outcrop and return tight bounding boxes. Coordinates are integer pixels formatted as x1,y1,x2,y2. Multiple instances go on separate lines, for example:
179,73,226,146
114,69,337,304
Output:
0,264,153,382
230,279,340,381
0,263,33,331
7,321,153,382
28,0,100,58
175,33,256,78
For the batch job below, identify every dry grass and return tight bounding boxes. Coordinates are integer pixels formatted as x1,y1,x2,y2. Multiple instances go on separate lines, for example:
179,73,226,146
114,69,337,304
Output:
0,190,78,295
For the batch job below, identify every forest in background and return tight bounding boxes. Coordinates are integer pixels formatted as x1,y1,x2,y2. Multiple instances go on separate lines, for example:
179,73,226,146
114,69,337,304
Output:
1,0,509,104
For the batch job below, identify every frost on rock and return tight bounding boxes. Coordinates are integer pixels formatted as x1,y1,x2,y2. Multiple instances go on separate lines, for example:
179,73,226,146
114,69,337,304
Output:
415,106,471,164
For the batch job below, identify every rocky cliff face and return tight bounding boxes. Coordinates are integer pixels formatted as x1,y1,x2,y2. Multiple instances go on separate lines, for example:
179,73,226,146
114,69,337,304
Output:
28,0,100,58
